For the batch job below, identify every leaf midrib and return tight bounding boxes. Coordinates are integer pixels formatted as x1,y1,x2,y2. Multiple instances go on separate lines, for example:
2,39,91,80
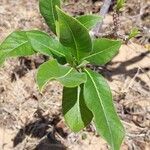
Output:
63,19,79,61
26,31,65,57
39,67,73,91
85,69,114,148
2,41,28,52
77,86,81,128
51,0,56,27
36,41,65,57
2,41,29,58
84,43,119,60
57,68,73,79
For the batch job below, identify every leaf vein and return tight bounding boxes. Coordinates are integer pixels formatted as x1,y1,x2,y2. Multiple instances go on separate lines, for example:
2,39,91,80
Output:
85,69,114,148
84,43,119,60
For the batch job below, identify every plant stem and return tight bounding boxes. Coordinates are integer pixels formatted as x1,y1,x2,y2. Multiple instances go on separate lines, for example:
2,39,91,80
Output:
92,0,112,36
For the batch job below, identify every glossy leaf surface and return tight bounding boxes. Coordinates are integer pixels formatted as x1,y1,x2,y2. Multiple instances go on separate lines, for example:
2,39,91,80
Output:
0,31,36,65
62,86,93,132
26,30,67,57
76,15,101,30
84,69,125,150
84,38,121,65
37,59,87,91
56,7,92,61
39,0,60,33
0,30,69,64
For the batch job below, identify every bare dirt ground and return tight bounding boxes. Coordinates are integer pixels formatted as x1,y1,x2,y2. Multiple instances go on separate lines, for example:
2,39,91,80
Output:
0,0,150,150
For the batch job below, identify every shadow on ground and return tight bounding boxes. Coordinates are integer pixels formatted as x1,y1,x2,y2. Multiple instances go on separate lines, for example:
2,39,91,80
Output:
97,51,150,92
11,51,150,92
13,109,67,150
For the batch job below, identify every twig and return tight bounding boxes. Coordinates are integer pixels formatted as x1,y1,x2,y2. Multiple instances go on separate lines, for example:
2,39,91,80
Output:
138,65,150,81
125,67,140,92
121,120,143,130
92,0,112,36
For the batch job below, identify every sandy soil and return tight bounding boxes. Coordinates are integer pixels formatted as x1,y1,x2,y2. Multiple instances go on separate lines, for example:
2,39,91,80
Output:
0,0,150,150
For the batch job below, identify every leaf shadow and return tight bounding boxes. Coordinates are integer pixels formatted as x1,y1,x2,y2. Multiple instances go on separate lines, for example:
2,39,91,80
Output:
92,51,150,92
13,109,67,150
11,55,48,81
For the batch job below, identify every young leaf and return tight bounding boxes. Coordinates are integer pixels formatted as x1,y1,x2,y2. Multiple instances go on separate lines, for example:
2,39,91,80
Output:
39,0,61,33
36,59,87,91
0,31,36,58
76,15,101,30
26,30,67,57
84,38,121,65
116,0,125,12
128,28,140,40
84,69,125,150
62,86,93,132
56,6,92,61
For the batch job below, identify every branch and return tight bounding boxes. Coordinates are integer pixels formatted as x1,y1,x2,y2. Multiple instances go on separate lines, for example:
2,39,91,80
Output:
92,0,112,36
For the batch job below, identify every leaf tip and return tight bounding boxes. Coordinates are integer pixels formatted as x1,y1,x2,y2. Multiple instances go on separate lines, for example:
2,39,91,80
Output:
55,5,60,11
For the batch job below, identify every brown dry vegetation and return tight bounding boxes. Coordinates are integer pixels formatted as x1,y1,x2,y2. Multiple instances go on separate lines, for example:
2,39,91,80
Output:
0,0,150,150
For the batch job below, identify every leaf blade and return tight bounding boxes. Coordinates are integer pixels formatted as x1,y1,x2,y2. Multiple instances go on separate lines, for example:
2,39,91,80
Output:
0,31,36,57
84,69,125,150
62,86,93,132
84,38,121,65
0,31,37,66
36,59,87,91
0,51,8,67
76,15,101,30
26,30,67,57
0,30,70,67
56,6,92,61
39,0,61,33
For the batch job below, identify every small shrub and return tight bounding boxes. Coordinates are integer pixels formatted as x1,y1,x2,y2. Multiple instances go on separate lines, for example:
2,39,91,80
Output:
0,0,125,149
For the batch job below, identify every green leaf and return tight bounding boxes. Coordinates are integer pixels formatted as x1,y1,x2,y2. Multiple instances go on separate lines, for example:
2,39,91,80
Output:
84,69,125,150
26,30,67,57
62,86,93,132
0,31,36,59
128,28,140,40
56,6,92,61
84,38,121,65
0,30,70,66
0,51,8,67
39,0,61,33
36,59,87,91
76,15,101,30
116,0,125,11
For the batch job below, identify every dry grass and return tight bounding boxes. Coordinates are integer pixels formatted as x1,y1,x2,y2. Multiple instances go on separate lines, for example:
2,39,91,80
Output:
0,0,150,149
